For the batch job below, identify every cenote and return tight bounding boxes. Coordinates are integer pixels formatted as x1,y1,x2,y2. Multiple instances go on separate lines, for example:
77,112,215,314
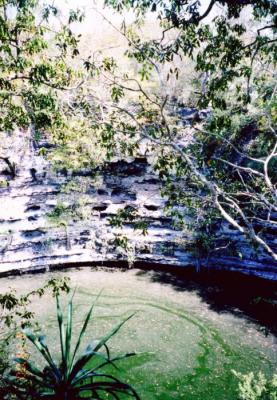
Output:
1,266,276,400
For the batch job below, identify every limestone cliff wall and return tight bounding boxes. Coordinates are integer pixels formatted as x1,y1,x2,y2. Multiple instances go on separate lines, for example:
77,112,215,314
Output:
0,132,276,279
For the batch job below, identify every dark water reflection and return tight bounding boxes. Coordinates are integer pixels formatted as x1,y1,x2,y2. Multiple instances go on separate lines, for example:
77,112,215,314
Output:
134,266,277,336
0,266,276,400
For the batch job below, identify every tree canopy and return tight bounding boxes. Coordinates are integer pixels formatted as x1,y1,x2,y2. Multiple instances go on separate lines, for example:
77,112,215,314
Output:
0,0,276,260
0,0,107,173
101,0,277,260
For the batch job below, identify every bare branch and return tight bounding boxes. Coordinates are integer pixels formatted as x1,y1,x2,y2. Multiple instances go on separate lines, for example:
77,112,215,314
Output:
264,141,277,200
214,157,265,177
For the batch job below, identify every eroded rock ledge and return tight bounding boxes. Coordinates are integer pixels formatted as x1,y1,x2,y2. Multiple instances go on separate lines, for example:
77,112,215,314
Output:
0,132,276,280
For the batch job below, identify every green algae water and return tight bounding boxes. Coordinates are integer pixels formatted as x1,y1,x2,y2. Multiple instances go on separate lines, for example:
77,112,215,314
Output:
1,267,276,399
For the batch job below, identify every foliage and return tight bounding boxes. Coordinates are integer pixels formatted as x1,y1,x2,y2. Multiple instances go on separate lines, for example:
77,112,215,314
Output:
109,205,148,235
3,294,140,399
1,0,276,261
47,202,71,224
0,277,71,398
102,0,277,260
233,371,277,400
0,0,106,174
47,119,106,173
0,276,70,332
0,0,81,133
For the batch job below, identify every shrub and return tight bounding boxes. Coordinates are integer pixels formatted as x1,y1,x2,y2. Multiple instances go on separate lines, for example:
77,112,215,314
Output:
4,293,140,399
233,370,277,400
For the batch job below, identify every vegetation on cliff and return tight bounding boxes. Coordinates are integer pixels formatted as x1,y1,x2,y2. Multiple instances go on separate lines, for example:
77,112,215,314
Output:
0,2,276,397
100,0,277,260
0,0,276,259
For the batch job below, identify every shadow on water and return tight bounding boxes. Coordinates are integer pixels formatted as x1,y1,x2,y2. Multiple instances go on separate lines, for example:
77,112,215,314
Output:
133,265,277,337
1,263,276,400
20,260,277,337
2,260,276,336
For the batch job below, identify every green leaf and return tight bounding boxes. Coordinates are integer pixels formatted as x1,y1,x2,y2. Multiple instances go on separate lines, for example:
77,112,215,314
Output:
69,290,103,373
23,329,60,379
93,313,135,353
65,294,73,376
56,295,66,375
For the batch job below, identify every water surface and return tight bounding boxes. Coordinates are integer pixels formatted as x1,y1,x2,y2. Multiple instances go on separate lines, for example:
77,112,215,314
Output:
1,267,276,399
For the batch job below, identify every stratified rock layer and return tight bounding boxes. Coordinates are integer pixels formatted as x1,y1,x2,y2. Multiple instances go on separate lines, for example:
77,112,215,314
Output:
0,131,276,279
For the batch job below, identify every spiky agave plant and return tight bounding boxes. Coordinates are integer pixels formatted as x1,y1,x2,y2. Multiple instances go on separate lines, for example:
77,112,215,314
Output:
6,294,140,400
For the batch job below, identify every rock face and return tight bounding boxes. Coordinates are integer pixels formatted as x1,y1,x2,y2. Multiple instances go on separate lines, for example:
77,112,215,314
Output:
0,130,276,279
